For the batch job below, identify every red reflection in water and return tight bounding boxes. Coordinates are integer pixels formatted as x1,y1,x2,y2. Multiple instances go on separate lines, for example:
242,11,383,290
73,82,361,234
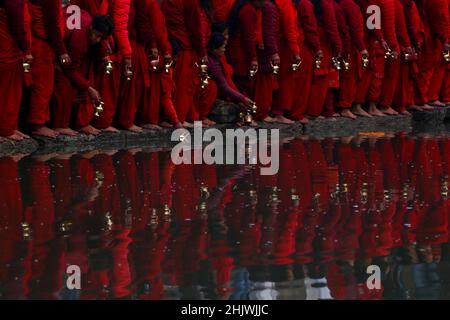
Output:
0,134,450,300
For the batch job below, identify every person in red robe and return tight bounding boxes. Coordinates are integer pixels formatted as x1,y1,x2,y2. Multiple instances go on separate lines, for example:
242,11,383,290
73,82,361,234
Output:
52,12,114,135
335,0,368,120
71,0,128,134
0,0,32,141
306,0,342,119
136,0,182,129
290,0,322,124
379,0,414,115
228,0,276,122
272,0,301,124
161,0,209,128
115,0,150,132
354,0,399,117
414,0,450,109
27,0,69,138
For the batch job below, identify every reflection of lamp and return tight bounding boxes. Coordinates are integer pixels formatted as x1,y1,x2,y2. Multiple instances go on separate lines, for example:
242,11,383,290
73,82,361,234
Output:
23,62,31,73
441,180,449,197
200,183,210,200
361,183,368,203
200,63,209,89
249,65,258,77
105,61,113,75
444,50,450,64
343,59,350,72
126,69,133,81
362,54,369,68
315,56,322,69
59,220,73,237
150,208,158,226
270,186,279,202
384,190,392,201
22,222,32,240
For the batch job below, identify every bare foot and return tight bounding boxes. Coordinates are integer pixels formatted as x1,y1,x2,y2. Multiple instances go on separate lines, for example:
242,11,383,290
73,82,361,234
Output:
340,109,357,120
15,130,30,139
183,121,194,128
173,123,184,129
332,113,341,117
6,133,24,141
407,105,423,112
379,106,399,115
78,125,101,135
352,105,372,118
429,100,445,107
32,126,59,139
127,125,143,133
369,107,386,117
142,124,162,131
262,116,276,123
299,118,309,124
54,128,78,136
202,118,216,126
160,122,173,128
274,115,295,124
400,110,411,116
101,126,120,133
421,104,435,111
316,116,325,120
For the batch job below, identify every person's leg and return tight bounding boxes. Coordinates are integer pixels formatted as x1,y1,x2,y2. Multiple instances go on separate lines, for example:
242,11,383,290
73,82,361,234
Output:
198,80,218,126
379,58,400,115
51,70,77,136
28,37,58,138
173,50,197,127
0,63,25,140
290,46,314,123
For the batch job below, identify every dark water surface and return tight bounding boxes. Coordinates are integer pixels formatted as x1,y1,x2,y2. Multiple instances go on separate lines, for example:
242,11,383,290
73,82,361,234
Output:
1,133,450,300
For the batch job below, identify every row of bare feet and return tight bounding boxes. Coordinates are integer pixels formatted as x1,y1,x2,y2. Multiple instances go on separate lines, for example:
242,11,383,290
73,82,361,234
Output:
2,101,446,142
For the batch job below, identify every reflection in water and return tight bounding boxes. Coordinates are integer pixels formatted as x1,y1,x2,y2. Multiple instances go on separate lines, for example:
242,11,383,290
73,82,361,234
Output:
1,134,450,300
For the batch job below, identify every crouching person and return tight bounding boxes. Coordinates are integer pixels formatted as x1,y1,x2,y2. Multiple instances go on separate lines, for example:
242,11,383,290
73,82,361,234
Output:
205,32,256,125
52,12,114,136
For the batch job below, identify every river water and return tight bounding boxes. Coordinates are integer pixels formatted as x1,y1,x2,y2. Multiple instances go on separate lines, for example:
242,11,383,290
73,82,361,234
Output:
1,133,449,300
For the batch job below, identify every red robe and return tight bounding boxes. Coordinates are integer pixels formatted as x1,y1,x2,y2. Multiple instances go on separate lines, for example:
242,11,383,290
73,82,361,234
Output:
414,0,449,105
380,0,412,111
0,0,29,136
272,0,301,116
52,10,93,129
306,0,342,117
337,0,366,109
212,0,235,22
27,0,66,128
161,0,207,123
136,0,180,125
291,0,321,121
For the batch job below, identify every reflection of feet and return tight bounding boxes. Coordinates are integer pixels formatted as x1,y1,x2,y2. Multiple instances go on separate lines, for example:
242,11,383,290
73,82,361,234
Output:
299,118,309,124
352,106,372,118
274,115,295,124
160,122,173,128
407,105,423,112
421,104,435,111
182,121,194,128
400,110,411,116
127,125,143,133
54,128,78,136
202,118,216,126
340,109,357,120
369,107,386,117
142,124,162,130
102,126,120,133
429,100,445,107
380,106,398,115
15,130,30,139
32,126,58,138
78,125,101,135
262,116,276,123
